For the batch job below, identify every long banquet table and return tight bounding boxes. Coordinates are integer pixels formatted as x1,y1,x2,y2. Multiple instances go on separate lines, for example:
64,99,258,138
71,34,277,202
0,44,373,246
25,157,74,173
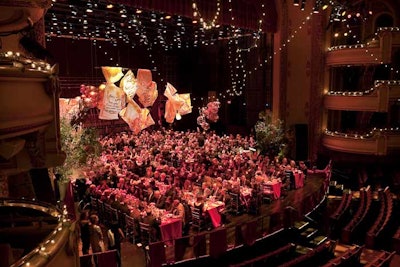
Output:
160,216,182,243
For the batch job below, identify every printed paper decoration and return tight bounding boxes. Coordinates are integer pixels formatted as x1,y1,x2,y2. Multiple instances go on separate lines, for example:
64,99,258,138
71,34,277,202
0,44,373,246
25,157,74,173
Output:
163,82,192,123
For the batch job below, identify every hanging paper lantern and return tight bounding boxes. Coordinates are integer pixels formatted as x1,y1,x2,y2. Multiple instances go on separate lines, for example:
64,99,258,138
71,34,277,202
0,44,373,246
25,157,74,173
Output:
119,70,137,100
136,69,158,107
98,66,126,120
163,82,192,123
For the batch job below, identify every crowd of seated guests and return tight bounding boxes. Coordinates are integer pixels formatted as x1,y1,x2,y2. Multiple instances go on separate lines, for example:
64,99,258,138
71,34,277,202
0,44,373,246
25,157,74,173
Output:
82,128,328,241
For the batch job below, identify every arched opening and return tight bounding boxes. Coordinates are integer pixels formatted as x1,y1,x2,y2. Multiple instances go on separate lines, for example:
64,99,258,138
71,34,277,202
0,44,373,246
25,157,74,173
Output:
374,13,394,31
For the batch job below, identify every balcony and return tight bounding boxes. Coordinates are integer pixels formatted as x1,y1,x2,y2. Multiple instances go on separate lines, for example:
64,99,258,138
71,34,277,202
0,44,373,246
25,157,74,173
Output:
0,51,65,174
324,81,400,112
322,128,400,155
0,198,78,267
326,27,400,66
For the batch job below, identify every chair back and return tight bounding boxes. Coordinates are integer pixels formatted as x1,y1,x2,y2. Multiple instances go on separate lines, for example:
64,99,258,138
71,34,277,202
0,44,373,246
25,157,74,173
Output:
139,221,152,246
191,206,204,231
125,215,137,243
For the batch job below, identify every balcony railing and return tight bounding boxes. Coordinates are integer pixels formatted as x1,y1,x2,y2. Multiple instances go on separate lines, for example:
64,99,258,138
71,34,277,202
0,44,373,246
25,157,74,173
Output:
323,128,400,155
326,27,400,66
0,198,78,267
324,80,400,112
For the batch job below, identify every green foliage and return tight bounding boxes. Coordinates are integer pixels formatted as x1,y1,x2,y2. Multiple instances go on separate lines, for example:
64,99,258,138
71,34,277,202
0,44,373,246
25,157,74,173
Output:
254,110,288,158
55,117,101,180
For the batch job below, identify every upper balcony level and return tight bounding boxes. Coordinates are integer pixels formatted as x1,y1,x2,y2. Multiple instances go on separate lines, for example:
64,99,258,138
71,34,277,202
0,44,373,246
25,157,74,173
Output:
0,51,65,175
0,198,77,267
324,80,400,112
326,27,400,66
322,128,400,156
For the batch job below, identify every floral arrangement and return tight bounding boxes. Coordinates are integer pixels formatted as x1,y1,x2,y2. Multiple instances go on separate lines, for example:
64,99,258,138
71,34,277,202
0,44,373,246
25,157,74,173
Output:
197,101,220,131
55,116,101,181
254,110,288,157
80,84,102,109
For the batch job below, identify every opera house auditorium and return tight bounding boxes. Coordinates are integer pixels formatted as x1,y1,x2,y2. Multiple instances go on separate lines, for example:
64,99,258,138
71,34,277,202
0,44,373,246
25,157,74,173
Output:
1,0,400,267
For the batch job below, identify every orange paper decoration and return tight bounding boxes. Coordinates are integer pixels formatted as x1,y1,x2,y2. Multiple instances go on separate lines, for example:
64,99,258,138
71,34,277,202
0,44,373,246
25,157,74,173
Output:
136,69,158,107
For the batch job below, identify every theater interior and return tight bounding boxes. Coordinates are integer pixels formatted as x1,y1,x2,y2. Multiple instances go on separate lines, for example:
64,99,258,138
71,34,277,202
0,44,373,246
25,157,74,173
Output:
1,0,400,267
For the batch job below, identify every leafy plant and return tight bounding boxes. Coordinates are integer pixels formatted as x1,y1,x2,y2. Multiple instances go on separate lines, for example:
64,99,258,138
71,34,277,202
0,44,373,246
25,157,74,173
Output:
254,110,288,158
55,117,101,181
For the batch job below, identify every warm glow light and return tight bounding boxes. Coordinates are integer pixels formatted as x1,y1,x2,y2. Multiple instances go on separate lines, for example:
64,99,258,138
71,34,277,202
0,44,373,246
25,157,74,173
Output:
136,9,142,14
165,15,171,19
106,4,113,9
322,4,328,10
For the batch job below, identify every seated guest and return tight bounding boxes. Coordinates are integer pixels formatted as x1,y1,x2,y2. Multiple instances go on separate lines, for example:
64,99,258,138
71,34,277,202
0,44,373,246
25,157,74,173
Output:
217,189,231,205
165,184,178,200
164,196,173,211
149,179,159,191
201,182,212,198
117,195,131,215
183,179,193,191
171,198,185,223
210,182,222,198
141,209,161,241
146,187,155,203
298,161,308,176
153,190,166,209
193,194,205,212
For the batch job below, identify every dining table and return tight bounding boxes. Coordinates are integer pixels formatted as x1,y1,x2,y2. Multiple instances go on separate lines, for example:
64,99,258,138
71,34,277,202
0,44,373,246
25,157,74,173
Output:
204,200,225,228
160,215,182,244
293,170,305,189
264,179,282,200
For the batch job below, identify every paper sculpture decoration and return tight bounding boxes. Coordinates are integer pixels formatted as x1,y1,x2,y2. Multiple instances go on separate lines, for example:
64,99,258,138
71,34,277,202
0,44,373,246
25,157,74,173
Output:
177,93,192,115
99,66,126,120
119,99,155,134
119,70,137,100
163,82,192,123
136,69,158,107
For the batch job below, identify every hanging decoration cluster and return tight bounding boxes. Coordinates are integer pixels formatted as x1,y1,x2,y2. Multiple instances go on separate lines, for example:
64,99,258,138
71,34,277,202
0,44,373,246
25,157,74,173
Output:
72,67,193,134
197,101,220,131
164,82,192,123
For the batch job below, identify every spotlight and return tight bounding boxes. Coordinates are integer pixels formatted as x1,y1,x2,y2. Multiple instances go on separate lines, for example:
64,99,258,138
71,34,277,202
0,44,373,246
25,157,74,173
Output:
322,4,329,10
294,0,300,6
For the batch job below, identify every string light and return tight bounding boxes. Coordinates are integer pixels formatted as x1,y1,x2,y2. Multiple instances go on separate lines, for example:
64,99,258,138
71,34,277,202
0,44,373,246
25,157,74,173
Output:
327,27,400,78
326,80,400,96
192,0,222,30
1,51,52,72
325,127,400,139
1,199,70,267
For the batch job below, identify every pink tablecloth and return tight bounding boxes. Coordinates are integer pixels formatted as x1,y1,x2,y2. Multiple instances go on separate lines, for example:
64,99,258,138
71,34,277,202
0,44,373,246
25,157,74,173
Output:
207,207,221,228
294,171,305,188
160,218,182,243
205,201,225,228
264,181,282,199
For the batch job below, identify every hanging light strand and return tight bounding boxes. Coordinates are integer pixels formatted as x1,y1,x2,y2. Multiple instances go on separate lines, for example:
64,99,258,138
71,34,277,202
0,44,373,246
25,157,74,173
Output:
192,0,222,30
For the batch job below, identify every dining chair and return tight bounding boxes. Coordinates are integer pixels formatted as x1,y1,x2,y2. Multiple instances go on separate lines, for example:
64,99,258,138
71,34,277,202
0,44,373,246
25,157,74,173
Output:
191,206,205,232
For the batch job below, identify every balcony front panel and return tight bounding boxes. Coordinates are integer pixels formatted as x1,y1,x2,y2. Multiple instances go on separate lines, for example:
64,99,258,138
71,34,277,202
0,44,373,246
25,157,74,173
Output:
322,133,389,155
326,47,384,66
324,95,384,112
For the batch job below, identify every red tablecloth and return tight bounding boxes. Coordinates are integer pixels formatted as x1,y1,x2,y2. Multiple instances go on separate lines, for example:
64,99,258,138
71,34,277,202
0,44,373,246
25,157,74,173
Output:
264,180,282,199
160,218,182,243
294,171,304,188
205,201,225,228
207,207,221,228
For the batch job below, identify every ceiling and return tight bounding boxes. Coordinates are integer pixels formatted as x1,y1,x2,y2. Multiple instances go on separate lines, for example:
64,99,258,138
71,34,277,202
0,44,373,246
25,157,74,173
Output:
45,0,276,49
